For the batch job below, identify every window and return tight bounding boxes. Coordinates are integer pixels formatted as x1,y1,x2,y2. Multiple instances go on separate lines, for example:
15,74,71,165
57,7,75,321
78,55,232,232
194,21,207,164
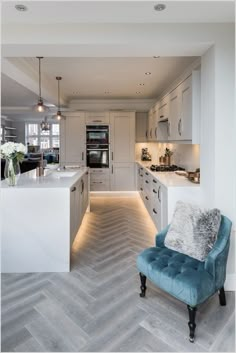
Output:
25,123,60,150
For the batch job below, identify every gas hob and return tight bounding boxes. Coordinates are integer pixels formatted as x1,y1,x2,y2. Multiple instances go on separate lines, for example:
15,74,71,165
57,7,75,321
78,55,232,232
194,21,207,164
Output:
149,164,185,172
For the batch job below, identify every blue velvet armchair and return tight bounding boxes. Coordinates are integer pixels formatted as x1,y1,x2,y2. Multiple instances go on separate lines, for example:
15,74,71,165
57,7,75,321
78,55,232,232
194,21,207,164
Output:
137,215,232,342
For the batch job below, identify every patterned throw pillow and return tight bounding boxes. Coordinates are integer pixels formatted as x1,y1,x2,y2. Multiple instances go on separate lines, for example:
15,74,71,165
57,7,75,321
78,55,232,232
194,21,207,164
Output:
164,201,221,261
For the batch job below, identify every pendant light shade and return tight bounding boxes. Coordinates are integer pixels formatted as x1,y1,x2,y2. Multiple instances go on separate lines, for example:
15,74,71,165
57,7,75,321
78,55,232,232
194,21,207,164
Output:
33,57,49,113
40,116,50,131
52,76,66,120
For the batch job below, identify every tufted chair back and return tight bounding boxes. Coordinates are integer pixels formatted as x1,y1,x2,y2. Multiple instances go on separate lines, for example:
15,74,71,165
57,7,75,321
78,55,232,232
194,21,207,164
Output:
204,215,232,291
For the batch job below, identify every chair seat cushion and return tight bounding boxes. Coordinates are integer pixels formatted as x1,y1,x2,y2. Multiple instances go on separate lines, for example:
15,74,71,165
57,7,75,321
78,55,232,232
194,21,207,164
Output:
137,247,215,307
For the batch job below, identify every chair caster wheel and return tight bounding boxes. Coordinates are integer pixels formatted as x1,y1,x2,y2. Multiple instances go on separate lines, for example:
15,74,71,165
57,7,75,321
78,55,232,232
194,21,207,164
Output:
189,337,194,343
139,292,145,298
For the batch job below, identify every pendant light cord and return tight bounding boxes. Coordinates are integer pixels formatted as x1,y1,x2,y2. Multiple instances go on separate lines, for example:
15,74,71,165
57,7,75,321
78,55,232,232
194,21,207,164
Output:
58,79,60,110
38,57,42,100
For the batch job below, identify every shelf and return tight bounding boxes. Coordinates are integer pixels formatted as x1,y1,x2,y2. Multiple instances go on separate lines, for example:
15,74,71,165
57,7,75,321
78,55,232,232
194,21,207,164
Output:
5,135,17,138
4,127,16,130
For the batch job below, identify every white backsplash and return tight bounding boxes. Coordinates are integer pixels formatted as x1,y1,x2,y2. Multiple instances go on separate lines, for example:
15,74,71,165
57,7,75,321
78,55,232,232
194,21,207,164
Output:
135,142,200,171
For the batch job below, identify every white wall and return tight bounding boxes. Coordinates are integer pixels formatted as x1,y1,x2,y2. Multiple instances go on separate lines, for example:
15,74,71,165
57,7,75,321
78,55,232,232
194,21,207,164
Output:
201,37,235,286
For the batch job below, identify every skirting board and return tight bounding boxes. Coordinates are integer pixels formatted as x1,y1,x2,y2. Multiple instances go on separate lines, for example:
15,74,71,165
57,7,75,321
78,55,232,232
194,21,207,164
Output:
225,274,236,291
90,191,139,198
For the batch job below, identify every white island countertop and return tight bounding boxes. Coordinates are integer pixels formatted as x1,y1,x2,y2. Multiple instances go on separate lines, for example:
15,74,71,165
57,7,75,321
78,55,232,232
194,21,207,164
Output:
136,161,200,188
1,166,89,189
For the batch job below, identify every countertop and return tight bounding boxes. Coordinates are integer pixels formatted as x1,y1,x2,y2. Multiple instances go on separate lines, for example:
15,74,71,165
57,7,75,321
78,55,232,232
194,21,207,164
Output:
137,161,200,188
1,167,89,189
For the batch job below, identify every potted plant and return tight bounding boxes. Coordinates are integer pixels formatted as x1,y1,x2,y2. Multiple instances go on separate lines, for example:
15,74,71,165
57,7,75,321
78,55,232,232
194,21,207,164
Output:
164,148,173,166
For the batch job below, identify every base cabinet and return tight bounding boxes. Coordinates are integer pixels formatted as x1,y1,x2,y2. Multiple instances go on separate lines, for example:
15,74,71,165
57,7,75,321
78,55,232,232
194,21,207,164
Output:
137,163,200,232
70,172,89,246
111,163,135,191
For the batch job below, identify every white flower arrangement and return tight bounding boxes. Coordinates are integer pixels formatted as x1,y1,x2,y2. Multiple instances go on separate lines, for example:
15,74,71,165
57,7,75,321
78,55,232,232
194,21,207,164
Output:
1,142,27,162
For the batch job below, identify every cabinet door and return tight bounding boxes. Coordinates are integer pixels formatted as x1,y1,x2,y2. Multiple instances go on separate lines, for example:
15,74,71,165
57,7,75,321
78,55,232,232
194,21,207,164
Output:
70,182,81,246
136,113,148,142
85,112,110,124
61,114,85,165
111,163,135,191
110,112,135,163
179,76,192,140
168,88,180,141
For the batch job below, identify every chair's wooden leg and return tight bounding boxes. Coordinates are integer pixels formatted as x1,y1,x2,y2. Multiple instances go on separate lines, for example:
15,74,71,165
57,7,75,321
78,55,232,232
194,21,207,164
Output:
139,273,147,297
219,286,226,306
187,305,197,343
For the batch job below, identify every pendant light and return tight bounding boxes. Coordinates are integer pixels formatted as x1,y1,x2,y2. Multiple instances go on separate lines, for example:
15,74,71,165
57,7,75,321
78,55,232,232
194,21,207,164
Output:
53,76,66,120
40,116,50,131
33,57,49,113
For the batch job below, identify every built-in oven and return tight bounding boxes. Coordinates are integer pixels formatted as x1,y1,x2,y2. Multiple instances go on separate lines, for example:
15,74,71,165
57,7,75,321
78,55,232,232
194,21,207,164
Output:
86,144,109,168
86,125,110,168
86,125,109,144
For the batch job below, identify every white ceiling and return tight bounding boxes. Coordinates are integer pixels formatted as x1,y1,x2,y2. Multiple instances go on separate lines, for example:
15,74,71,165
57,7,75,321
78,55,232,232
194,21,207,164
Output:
6,56,197,102
1,73,40,107
2,1,234,24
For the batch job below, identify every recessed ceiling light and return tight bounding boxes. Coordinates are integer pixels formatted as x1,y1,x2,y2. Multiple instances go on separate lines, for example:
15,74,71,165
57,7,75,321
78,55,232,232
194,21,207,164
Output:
104,91,110,94
145,72,151,75
153,56,160,58
154,3,166,11
15,4,28,11
139,83,145,86
136,92,141,94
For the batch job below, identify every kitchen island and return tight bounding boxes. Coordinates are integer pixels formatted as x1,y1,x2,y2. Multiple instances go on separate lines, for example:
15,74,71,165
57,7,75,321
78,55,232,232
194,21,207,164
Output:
1,167,90,273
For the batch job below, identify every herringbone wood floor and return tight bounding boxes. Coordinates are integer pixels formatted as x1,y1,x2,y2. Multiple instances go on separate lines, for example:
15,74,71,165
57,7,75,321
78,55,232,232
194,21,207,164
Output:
1,197,235,352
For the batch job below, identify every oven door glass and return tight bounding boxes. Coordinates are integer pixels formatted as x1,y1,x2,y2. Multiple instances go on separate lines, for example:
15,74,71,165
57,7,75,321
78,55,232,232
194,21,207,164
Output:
87,150,109,168
86,131,109,144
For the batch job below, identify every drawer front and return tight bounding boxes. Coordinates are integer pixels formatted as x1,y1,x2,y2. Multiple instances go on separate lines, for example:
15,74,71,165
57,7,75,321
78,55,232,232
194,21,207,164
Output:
90,174,110,182
90,180,110,191
90,168,110,176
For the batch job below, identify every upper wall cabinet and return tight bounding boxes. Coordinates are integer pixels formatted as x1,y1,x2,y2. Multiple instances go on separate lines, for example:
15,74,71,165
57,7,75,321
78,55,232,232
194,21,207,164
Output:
60,112,86,166
149,69,201,144
85,111,110,124
136,112,148,142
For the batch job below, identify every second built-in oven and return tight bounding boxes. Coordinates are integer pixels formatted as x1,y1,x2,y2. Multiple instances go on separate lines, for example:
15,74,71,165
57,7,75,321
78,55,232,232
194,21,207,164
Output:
86,125,109,168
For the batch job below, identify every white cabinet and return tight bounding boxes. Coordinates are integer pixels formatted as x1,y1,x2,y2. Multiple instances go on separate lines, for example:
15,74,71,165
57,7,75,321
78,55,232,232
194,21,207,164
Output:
158,96,169,122
111,163,135,191
168,87,180,141
148,108,157,141
85,112,110,124
60,113,86,166
136,112,148,142
90,168,110,191
110,111,135,191
70,172,89,246
168,71,200,142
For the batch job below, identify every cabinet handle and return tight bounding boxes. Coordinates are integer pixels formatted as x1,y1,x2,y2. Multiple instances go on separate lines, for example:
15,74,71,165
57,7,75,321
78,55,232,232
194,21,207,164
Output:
81,180,84,194
178,119,182,136
158,186,161,202
153,189,157,194
140,174,143,177
150,128,152,138
111,152,114,160
145,180,149,184
167,122,170,137
92,181,103,184
140,167,143,170
92,119,102,122
153,179,157,183
140,187,143,191
145,130,148,138
145,172,149,176
153,208,157,214
145,196,149,201
160,115,164,119
155,127,157,138
71,186,76,192
112,165,113,174
82,152,84,161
